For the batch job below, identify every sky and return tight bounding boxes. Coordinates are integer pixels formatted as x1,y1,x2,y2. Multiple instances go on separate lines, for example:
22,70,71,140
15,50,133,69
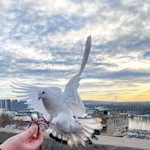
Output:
0,0,150,102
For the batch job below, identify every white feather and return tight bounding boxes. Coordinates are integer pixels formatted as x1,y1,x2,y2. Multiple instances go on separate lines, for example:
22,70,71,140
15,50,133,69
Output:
11,36,102,147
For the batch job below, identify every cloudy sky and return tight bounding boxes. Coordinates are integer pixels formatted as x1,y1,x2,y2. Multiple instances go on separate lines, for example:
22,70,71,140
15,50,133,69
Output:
0,0,150,102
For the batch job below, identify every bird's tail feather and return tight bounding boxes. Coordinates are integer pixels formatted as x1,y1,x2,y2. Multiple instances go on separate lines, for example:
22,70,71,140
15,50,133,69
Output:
46,117,102,147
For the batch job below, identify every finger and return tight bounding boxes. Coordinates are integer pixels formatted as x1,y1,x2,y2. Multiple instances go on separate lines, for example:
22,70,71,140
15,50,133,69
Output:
29,130,43,148
23,126,36,138
24,128,28,131
37,129,43,143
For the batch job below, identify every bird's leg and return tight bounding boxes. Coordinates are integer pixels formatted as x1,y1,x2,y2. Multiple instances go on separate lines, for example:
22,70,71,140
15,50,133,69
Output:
41,117,51,127
30,117,40,126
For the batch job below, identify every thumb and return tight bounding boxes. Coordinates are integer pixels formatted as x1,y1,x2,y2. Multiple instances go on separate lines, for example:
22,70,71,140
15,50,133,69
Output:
23,126,36,138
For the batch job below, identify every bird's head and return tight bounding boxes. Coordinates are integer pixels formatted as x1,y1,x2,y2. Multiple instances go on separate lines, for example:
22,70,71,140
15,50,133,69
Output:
38,89,47,101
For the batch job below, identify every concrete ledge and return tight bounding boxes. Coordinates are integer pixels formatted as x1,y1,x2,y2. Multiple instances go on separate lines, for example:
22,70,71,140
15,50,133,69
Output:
93,136,150,150
0,128,149,150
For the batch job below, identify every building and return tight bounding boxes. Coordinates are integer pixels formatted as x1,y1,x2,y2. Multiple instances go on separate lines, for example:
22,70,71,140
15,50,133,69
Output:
0,99,11,110
0,108,6,114
92,108,128,137
0,99,27,111
105,113,128,137
14,110,39,121
11,100,27,111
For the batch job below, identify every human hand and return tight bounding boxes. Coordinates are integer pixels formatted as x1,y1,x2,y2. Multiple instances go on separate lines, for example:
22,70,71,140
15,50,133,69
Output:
0,126,43,150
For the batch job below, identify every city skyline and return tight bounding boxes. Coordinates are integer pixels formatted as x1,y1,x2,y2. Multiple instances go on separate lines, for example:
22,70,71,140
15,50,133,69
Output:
0,0,150,102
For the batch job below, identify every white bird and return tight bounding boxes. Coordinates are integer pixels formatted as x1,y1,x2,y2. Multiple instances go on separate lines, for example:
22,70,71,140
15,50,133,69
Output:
11,35,102,147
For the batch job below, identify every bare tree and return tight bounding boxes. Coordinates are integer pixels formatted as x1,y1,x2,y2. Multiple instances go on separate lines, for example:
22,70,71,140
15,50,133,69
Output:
0,114,13,127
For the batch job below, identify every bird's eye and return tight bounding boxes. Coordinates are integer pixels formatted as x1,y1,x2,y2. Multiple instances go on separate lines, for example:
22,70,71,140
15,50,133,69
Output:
42,91,45,94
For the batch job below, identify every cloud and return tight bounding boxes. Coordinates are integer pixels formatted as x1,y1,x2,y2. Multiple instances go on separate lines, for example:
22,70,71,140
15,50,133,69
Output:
143,51,150,59
0,0,150,101
100,69,150,79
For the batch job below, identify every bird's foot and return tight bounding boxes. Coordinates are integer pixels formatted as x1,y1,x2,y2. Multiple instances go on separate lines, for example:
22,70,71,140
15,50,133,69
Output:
41,117,51,127
30,117,39,125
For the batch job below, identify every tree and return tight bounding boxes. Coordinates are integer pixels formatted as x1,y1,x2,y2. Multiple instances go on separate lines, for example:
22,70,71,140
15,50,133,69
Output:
0,114,13,127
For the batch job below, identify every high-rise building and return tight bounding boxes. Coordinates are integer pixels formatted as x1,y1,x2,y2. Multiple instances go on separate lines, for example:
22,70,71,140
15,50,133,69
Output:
0,99,11,110
0,99,28,111
11,100,27,111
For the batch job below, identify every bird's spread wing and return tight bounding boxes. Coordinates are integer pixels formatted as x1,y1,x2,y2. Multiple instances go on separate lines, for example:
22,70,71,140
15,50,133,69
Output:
63,35,91,117
11,82,50,120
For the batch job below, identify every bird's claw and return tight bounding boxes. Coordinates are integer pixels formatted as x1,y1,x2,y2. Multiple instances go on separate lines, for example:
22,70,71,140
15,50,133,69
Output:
41,117,51,127
28,117,51,131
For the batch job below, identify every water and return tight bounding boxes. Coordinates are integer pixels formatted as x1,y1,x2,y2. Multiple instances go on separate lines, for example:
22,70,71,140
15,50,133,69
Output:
129,116,150,131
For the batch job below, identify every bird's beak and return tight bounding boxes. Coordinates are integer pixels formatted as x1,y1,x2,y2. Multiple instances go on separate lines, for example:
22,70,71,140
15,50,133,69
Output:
38,97,41,101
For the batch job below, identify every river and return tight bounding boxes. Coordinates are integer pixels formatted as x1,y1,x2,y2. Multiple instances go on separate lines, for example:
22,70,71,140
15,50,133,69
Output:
129,116,150,131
